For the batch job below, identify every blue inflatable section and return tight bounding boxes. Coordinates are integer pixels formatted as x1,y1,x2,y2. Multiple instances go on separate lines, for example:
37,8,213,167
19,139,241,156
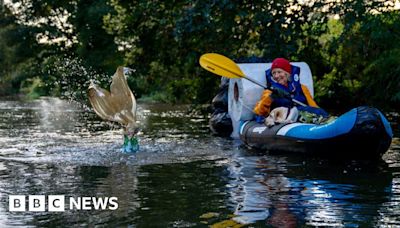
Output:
378,110,393,137
283,108,357,139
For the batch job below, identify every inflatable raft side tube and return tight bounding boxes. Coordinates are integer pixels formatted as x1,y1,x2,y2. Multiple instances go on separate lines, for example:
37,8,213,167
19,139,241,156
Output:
277,108,357,140
349,106,393,156
378,110,393,138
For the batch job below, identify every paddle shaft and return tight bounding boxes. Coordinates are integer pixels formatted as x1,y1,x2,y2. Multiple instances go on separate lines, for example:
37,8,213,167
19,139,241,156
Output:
199,53,307,107
241,74,307,107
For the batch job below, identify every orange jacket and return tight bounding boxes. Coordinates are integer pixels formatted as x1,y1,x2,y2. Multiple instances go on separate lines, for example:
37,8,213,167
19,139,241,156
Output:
253,85,318,116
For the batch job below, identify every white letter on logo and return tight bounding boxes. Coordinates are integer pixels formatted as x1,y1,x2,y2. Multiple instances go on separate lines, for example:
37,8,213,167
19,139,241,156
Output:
29,195,45,212
82,197,91,210
9,195,26,212
108,197,119,210
48,195,65,212
92,197,108,210
69,197,81,210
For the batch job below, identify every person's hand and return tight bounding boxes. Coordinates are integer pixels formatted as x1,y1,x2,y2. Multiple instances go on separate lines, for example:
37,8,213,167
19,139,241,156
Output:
255,115,265,123
270,87,291,99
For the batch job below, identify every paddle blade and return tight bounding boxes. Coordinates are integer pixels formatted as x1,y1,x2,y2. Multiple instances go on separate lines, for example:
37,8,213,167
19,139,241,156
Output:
199,53,244,79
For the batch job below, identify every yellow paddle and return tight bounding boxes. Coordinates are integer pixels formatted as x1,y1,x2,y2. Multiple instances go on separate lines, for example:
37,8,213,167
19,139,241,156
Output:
199,53,306,107
199,53,269,89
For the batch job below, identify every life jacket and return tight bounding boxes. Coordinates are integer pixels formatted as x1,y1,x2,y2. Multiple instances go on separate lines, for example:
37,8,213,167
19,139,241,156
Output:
265,65,307,109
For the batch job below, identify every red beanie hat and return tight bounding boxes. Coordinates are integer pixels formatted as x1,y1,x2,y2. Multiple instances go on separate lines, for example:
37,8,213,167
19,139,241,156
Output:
271,58,291,74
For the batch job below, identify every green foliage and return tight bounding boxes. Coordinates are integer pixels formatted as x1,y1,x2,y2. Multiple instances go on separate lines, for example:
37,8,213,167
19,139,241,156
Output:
101,0,332,103
20,77,47,99
315,10,400,110
40,54,109,103
363,48,400,110
0,0,399,111
73,0,124,72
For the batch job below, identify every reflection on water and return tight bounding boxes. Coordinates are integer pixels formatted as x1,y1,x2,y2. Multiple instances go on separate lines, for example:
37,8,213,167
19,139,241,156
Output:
0,97,399,227
224,154,395,227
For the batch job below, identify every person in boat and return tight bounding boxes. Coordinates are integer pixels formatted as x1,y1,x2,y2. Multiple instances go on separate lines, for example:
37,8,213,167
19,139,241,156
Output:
253,57,329,124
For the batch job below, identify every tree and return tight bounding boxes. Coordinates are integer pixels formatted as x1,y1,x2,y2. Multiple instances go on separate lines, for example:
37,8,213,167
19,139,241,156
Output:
315,7,400,110
1,0,398,110
73,0,123,73
1,0,122,99
0,2,46,95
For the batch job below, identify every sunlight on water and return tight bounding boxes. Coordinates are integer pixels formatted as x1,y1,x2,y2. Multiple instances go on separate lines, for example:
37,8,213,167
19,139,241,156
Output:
0,98,399,227
221,154,400,227
376,173,400,226
384,138,400,168
0,98,233,167
38,97,78,131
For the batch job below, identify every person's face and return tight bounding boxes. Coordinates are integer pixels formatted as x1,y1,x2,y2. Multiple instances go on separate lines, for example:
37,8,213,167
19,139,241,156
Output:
272,68,289,86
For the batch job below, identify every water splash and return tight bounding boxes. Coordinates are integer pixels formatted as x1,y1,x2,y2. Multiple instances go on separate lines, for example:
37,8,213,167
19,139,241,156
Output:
42,56,110,106
0,99,232,167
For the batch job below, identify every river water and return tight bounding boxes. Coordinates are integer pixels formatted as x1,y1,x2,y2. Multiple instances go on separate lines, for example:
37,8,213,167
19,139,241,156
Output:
0,97,399,227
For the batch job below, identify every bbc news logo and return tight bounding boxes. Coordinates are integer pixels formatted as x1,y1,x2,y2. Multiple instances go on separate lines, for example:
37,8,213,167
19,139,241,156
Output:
9,195,119,212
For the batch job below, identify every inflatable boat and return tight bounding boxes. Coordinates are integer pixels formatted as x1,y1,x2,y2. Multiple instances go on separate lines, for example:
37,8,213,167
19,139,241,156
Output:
209,60,393,158
239,106,393,158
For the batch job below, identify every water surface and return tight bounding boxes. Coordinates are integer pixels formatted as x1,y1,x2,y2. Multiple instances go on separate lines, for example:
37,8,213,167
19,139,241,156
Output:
0,97,399,227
